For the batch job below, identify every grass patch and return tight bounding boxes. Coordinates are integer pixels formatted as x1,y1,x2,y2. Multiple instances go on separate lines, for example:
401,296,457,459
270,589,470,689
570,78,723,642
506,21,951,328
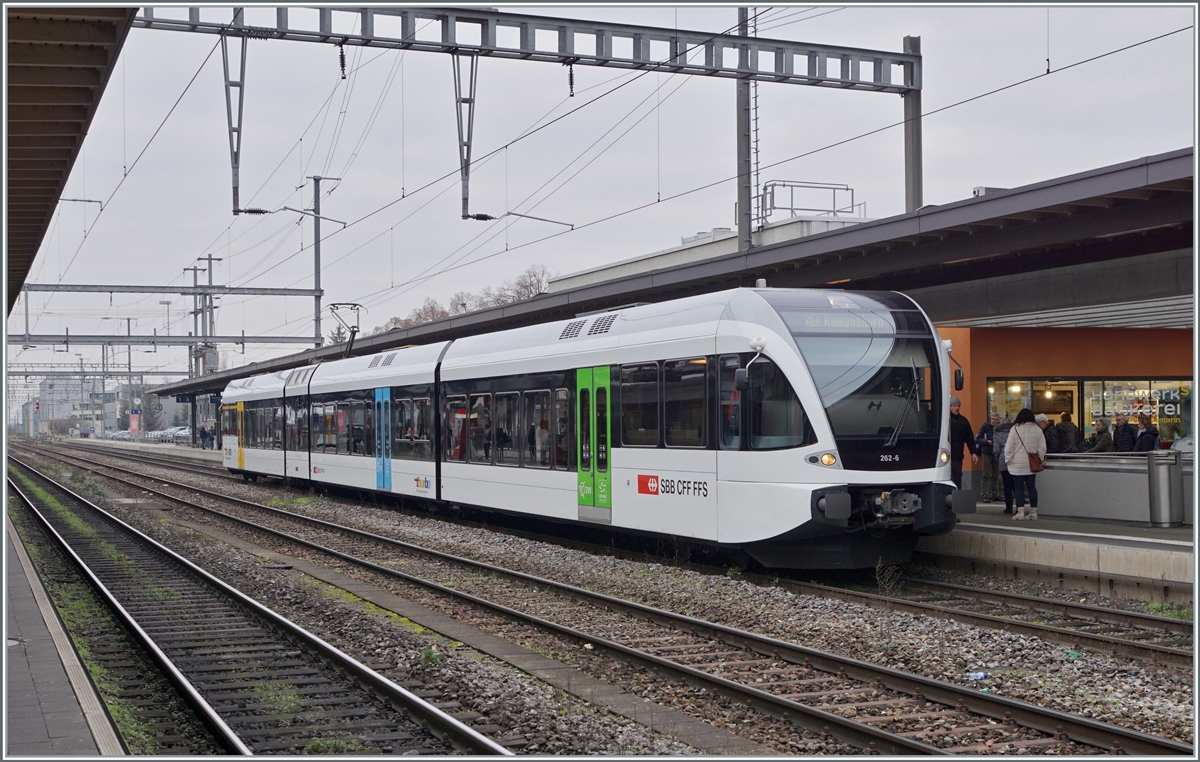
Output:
252,680,303,715
266,496,315,507
1146,601,1193,620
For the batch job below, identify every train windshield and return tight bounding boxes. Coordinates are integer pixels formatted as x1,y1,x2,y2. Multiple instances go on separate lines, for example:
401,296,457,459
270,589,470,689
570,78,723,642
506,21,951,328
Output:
761,291,942,470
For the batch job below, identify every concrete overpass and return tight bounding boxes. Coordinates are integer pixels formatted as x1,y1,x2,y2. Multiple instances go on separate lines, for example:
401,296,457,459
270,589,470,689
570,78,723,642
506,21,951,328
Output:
151,145,1193,398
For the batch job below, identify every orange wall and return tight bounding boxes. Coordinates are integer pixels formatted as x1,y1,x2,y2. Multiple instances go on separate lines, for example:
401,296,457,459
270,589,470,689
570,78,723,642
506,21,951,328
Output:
937,327,1194,470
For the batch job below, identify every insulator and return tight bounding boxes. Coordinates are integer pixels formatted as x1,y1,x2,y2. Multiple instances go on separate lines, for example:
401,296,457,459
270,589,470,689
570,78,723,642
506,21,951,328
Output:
568,63,575,97
339,45,346,79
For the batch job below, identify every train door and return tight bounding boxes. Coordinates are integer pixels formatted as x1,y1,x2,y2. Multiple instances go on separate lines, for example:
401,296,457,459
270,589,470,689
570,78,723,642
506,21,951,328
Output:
374,388,392,490
236,401,245,470
577,367,612,518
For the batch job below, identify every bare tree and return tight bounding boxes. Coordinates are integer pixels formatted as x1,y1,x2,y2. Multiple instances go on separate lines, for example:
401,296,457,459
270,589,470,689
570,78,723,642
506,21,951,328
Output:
368,264,552,333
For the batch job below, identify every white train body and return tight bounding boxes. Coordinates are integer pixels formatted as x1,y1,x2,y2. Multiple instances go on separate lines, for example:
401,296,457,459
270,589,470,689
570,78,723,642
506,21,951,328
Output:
221,288,974,568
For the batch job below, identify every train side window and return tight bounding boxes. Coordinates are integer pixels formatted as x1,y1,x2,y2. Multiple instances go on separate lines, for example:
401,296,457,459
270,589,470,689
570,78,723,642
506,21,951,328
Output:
620,363,659,446
664,358,707,448
468,394,493,464
718,355,742,450
748,357,816,450
336,402,350,455
296,398,309,452
445,396,468,462
554,389,570,469
360,400,375,457
523,391,552,468
494,393,520,466
412,398,432,460
272,404,284,450
394,398,413,459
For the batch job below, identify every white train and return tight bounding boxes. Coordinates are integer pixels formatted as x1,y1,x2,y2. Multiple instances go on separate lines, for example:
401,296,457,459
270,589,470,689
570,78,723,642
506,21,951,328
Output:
220,288,975,569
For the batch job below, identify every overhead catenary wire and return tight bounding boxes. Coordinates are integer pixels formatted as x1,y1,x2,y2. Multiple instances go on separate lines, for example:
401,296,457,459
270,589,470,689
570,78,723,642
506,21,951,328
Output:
215,20,1190,362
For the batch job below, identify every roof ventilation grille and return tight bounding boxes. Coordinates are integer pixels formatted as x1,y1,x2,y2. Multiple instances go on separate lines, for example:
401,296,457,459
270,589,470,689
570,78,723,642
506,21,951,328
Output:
368,356,382,368
559,320,587,340
587,313,619,335
381,352,398,366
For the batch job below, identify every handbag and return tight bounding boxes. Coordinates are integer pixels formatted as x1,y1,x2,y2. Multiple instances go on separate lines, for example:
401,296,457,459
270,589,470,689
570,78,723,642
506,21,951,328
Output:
1015,428,1043,473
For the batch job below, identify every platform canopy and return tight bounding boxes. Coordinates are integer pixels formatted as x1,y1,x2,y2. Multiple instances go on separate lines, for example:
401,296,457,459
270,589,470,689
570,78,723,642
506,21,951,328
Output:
7,6,138,315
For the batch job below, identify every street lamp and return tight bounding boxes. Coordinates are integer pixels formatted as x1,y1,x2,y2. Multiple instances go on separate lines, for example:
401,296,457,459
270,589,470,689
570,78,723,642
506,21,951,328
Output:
159,300,172,336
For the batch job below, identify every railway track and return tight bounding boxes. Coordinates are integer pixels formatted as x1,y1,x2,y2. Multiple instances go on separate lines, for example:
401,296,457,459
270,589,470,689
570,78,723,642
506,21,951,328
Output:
19,445,1194,756
7,456,510,756
773,578,1193,669
29,442,1196,666
59,440,238,481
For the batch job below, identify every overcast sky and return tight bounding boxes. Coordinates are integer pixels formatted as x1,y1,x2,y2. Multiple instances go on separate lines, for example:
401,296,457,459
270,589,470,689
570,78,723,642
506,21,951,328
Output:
7,3,1196,387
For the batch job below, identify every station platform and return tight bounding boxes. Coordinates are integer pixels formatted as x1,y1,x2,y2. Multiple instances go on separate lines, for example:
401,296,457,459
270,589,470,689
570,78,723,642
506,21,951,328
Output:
61,437,222,466
917,501,1194,603
6,519,124,755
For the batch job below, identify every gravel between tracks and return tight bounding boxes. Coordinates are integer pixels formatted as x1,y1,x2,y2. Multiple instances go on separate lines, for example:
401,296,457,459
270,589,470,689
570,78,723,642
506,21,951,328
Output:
44,452,1198,748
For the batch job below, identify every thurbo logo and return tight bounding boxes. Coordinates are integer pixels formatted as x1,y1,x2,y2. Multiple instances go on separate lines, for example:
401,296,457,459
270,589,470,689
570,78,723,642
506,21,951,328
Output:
414,477,432,491
638,475,659,495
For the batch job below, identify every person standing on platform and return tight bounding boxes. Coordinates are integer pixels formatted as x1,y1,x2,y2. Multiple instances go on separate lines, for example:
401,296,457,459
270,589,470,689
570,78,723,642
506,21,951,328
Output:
1004,408,1046,520
1112,413,1137,452
1134,414,1161,451
992,416,1016,513
948,397,980,490
1058,413,1081,451
1035,414,1065,453
975,412,1000,501
1085,417,1114,452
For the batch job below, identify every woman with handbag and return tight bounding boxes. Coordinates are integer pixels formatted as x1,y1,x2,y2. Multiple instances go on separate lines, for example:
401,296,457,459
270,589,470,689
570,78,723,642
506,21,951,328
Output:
1004,408,1047,521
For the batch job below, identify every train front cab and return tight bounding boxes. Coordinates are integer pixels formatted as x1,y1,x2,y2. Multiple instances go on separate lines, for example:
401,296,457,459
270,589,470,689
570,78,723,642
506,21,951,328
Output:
720,289,973,569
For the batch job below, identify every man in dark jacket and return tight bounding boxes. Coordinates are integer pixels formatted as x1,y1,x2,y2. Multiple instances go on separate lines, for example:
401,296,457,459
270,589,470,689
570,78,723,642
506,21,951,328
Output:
975,412,1000,500
1058,413,1081,451
1111,414,1137,452
948,397,980,489
1036,414,1065,453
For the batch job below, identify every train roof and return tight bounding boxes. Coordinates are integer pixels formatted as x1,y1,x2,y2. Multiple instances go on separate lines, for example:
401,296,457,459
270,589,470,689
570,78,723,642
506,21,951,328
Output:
220,288,926,399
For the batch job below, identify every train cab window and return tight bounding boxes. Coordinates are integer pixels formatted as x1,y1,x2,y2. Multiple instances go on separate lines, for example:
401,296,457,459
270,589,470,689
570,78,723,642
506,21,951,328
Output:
468,394,493,464
554,389,570,469
748,357,816,450
523,391,552,468
620,363,659,446
718,356,742,450
445,396,468,462
664,358,707,448
336,403,350,455
494,393,520,467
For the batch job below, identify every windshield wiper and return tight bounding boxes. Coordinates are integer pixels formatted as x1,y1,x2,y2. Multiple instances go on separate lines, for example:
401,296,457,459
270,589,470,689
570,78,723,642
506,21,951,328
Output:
884,357,920,449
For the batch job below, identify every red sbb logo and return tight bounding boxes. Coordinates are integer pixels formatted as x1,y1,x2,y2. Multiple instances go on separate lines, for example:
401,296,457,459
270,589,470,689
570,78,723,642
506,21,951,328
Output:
638,475,659,494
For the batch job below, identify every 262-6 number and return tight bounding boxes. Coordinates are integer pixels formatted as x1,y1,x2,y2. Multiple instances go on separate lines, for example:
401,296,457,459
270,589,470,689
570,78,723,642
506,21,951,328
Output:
880,454,900,462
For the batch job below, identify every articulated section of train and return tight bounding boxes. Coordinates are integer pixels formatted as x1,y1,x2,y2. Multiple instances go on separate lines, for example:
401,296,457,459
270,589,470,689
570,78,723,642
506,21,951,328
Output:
220,288,976,569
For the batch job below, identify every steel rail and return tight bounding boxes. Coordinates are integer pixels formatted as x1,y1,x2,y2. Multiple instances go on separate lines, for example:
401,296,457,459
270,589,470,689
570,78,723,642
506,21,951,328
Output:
31,446,1194,756
51,441,238,480
8,455,513,757
902,577,1194,634
7,475,251,755
773,579,1192,668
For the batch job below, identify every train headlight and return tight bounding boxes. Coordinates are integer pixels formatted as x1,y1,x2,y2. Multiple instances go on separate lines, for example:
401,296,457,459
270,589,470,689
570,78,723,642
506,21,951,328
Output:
939,450,950,464
820,453,837,466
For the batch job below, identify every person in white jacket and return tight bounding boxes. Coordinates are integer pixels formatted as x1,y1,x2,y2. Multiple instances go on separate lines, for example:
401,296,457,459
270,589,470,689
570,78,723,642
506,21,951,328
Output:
1004,408,1047,520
